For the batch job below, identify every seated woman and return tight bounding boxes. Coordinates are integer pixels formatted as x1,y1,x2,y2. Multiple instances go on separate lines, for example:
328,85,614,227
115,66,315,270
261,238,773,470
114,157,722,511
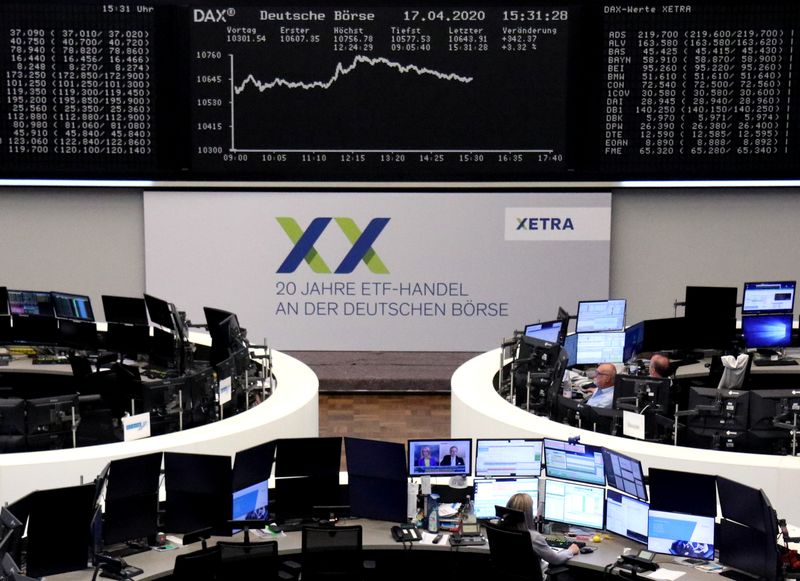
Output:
505,493,580,566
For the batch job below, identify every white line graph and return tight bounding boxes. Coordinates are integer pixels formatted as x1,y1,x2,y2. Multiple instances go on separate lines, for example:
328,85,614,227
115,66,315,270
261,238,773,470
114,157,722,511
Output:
233,54,474,94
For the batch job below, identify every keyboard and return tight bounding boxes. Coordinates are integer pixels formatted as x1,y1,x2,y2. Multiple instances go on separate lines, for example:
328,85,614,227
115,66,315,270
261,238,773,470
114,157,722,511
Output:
545,537,585,549
32,355,69,365
449,534,486,546
753,358,798,367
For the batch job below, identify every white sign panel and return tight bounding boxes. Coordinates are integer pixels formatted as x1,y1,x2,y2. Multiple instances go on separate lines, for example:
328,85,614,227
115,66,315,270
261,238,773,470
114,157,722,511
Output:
122,412,151,441
219,375,232,405
622,410,646,440
144,192,611,351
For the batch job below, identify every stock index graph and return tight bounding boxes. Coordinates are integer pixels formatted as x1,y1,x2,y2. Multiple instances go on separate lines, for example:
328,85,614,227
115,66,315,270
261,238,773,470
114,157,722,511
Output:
190,6,571,179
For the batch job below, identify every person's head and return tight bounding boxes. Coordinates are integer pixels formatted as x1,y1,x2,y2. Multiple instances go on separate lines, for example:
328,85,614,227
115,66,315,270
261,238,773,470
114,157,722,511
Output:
649,353,670,378
420,446,430,458
449,446,459,456
506,493,537,531
594,363,617,389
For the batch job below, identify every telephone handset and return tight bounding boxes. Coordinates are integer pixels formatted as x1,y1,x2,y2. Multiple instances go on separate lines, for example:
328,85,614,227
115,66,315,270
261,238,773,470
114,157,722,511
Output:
618,550,659,572
391,524,422,542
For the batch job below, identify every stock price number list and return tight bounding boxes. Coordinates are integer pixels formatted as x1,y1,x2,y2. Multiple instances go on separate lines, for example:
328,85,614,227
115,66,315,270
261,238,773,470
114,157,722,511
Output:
0,4,156,173
190,5,570,179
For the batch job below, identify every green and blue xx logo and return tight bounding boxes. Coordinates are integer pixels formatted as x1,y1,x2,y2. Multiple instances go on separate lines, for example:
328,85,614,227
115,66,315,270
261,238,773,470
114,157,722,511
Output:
276,217,390,274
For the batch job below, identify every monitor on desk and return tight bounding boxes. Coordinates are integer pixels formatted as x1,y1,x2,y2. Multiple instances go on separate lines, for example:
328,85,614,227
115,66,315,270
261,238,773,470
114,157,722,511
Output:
718,519,780,581
7,290,54,317
233,440,276,491
142,377,185,435
624,321,644,361
102,295,148,326
58,319,98,350
25,394,79,451
684,286,738,320
602,448,647,501
742,313,793,349
716,476,776,535
475,439,543,478
164,452,232,535
543,479,604,530
51,291,94,321
345,437,407,522
742,280,796,315
686,387,750,432
473,478,539,520
0,287,8,317
749,388,800,431
144,293,175,330
576,299,626,333
563,333,577,367
647,468,716,518
575,331,625,365
232,479,269,521
605,490,648,545
105,322,150,358
103,453,162,546
613,375,671,416
647,510,715,561
543,439,605,486
524,319,566,346
408,439,472,477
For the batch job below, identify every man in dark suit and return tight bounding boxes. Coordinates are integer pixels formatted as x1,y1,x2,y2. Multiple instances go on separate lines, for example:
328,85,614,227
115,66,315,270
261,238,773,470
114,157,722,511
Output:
439,445,465,466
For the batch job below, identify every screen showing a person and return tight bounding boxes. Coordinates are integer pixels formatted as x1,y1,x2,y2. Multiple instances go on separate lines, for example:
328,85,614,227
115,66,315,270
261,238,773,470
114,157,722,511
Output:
576,299,627,333
7,290,54,317
742,314,793,349
408,439,472,477
475,439,543,478
543,479,604,530
742,281,796,315
602,448,647,501
524,320,563,344
232,479,269,521
473,478,539,520
605,490,649,544
543,439,605,486
51,292,94,322
647,510,715,561
575,332,625,365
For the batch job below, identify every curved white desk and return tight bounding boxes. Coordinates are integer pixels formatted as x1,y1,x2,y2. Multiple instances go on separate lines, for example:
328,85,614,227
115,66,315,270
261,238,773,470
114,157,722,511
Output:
0,349,318,506
451,349,800,524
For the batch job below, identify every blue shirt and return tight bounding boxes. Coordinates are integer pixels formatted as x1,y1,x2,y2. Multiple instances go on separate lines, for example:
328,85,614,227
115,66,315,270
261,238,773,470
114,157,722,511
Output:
585,386,614,408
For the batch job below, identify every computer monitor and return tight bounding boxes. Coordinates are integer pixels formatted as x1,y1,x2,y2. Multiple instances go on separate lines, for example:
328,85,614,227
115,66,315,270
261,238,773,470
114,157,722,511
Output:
742,314,793,349
51,291,94,321
163,452,232,535
624,321,644,361
749,388,800,432
102,295,148,325
563,333,577,367
207,312,245,367
58,319,99,350
25,394,79,450
575,332,625,365
345,437,406,480
613,375,672,416
10,315,58,345
602,448,647,501
524,320,566,346
103,453,162,546
543,479,604,530
407,439,472,477
144,294,175,330
150,327,178,369
647,468,716,518
142,377,185,435
0,398,26,437
233,440,276,491
345,437,407,522
718,519,779,581
7,290,54,317
475,439,543,478
638,317,688,353
576,299,626,333
686,387,750,432
0,287,8,317
276,437,342,478
605,490,649,544
105,322,151,358
232,479,269,521
716,476,776,534
543,438,605,486
684,286,738,320
473,478,539,520
742,281,796,315
647,510,715,560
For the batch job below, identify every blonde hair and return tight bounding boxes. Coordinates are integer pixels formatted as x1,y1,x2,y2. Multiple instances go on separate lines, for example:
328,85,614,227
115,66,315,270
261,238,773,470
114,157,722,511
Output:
506,493,537,531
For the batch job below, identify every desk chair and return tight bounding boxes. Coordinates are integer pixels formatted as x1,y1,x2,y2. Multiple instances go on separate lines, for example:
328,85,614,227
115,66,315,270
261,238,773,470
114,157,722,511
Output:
171,545,220,581
216,540,280,581
300,525,364,581
484,523,569,581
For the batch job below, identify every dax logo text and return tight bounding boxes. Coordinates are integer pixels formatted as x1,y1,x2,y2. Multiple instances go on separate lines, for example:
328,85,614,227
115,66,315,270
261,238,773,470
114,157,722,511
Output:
276,217,390,274
516,217,574,231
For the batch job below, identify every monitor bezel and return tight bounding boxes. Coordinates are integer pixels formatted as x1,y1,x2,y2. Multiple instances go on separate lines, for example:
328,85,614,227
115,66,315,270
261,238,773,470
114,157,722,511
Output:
542,478,606,530
50,291,94,322
523,319,567,346
407,438,473,478
475,438,543,478
576,299,627,333
575,331,626,365
542,438,606,486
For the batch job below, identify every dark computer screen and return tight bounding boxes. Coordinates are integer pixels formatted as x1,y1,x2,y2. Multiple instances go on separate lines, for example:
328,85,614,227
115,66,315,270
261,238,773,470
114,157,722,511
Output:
576,299,627,333
602,448,647,501
164,452,232,535
407,439,472,477
103,453,162,545
475,439,543,478
605,490,648,544
686,387,750,432
718,519,779,581
7,290,54,317
51,291,94,321
742,281,796,315
473,478,539,520
0,398,26,437
57,319,98,350
647,510,715,560
344,437,407,522
345,437,406,480
0,287,8,317
543,479,605,530
613,375,672,415
647,468,716,518
25,394,79,451
105,322,151,357
142,378,184,435
102,295,148,325
10,315,58,345
749,388,800,430
205,310,245,367
684,286,737,320
639,317,688,353
716,476,776,534
275,437,341,478
623,321,645,361
150,326,177,368
575,331,625,365
543,439,605,486
742,314,793,349
144,294,175,329
233,440,276,491
524,320,566,345
563,333,577,367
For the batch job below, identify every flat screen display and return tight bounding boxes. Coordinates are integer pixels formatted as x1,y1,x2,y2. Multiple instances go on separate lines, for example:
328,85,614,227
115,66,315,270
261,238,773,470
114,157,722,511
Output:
647,469,716,518
575,331,625,365
543,439,605,486
563,333,577,367
602,448,647,501
684,286,737,320
475,439,543,478
102,295,148,326
647,510,715,560
473,478,539,520
742,314,793,349
576,299,626,333
543,479,604,530
524,320,564,345
232,479,269,521
8,290,53,317
742,281,796,315
606,490,649,544
408,439,471,477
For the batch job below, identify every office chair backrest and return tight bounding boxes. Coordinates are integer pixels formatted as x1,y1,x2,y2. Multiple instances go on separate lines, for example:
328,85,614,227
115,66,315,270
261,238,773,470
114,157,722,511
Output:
718,353,751,390
301,525,363,580
484,522,543,581
216,540,279,581
171,546,221,581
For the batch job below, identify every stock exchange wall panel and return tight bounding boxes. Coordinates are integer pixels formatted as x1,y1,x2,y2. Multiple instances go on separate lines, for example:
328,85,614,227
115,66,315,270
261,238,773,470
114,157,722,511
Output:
1,1,800,181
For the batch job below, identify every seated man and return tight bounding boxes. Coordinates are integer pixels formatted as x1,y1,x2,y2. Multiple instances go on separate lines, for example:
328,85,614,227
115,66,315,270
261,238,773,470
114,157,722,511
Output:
584,363,616,408
649,353,671,378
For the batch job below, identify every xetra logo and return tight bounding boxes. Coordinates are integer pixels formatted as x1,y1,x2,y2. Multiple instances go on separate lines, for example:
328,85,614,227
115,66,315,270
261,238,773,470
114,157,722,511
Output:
193,8,234,23
276,217,390,274
515,216,574,231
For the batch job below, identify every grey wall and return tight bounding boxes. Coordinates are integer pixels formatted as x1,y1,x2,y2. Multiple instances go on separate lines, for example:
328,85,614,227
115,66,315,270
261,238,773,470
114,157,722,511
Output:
1,186,799,325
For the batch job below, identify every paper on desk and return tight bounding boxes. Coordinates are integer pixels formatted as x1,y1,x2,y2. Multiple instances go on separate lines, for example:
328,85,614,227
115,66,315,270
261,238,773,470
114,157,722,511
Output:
439,502,461,517
420,531,449,545
642,568,685,580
